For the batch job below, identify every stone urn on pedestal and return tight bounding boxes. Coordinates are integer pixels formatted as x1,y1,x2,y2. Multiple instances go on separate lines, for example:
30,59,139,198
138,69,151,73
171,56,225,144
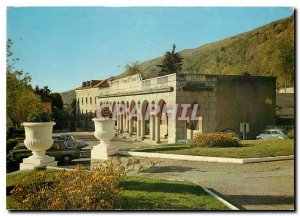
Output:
91,107,118,161
20,121,57,170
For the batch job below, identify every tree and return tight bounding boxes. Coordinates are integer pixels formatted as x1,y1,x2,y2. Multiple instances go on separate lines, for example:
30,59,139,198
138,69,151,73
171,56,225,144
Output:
51,93,64,110
13,90,43,127
35,85,51,97
125,61,140,75
273,37,294,88
157,44,183,76
6,39,43,128
6,39,20,73
35,85,64,110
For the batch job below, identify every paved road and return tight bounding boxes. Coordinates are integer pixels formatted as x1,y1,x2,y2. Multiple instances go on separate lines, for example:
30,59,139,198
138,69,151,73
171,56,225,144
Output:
138,158,294,210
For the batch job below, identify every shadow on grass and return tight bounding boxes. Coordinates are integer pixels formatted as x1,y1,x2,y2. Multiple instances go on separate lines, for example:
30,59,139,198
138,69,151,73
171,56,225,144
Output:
141,165,197,174
238,143,255,148
121,180,205,196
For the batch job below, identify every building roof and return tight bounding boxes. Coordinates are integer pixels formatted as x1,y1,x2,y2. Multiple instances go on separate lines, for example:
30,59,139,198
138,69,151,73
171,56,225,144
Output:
75,79,110,90
41,95,53,102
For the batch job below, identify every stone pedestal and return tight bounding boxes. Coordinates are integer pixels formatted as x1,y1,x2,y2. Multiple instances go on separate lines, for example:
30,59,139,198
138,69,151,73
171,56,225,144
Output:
20,153,57,170
91,118,117,164
91,141,119,159
91,143,108,161
20,122,57,170
90,141,118,170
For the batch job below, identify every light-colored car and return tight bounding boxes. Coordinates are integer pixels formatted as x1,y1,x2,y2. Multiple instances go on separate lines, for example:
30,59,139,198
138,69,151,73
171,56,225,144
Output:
256,129,289,140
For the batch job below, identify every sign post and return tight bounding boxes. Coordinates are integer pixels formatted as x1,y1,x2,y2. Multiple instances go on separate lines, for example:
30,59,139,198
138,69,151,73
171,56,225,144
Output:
240,123,249,140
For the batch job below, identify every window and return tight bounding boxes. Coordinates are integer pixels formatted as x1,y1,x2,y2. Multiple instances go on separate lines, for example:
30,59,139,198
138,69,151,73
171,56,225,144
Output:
271,131,279,135
95,97,97,104
90,97,92,104
266,130,272,135
86,97,88,104
82,98,83,105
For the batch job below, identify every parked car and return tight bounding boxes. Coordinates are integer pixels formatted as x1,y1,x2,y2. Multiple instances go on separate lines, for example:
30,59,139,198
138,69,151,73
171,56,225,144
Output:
73,139,89,149
256,128,289,140
53,134,88,149
8,139,81,164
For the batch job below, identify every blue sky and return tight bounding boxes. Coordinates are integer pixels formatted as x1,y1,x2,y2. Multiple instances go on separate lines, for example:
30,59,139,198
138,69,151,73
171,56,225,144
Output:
7,7,293,92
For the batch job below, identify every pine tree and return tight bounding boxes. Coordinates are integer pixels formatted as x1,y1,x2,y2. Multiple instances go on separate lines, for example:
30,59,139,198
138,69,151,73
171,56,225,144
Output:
157,44,183,76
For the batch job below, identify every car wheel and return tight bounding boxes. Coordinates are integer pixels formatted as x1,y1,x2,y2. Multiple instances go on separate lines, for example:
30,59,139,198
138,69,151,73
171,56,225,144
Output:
63,155,72,164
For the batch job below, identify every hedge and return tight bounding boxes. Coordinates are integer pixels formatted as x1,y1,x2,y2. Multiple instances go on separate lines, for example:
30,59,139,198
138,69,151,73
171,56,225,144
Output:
190,132,241,148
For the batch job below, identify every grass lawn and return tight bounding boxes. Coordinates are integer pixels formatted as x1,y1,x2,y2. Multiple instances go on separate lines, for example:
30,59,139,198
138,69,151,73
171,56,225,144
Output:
131,139,294,158
7,169,229,210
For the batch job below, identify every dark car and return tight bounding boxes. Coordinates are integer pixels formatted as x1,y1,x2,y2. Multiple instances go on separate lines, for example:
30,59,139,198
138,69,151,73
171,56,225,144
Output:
8,139,81,164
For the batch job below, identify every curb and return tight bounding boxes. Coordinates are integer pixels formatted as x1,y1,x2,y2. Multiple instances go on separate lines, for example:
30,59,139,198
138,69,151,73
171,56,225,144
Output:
202,188,239,210
117,151,294,164
149,176,239,210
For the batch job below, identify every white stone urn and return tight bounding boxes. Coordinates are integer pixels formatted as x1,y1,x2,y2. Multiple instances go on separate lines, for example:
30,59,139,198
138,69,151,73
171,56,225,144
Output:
91,118,118,161
20,122,57,170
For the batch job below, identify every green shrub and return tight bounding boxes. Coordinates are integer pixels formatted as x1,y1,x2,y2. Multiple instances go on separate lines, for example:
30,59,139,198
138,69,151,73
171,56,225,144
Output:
7,138,19,154
288,129,294,139
11,162,126,210
190,132,241,148
101,107,113,118
28,112,52,122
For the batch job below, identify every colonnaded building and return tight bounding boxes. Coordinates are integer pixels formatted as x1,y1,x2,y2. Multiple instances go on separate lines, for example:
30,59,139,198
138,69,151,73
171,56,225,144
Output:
75,73,276,143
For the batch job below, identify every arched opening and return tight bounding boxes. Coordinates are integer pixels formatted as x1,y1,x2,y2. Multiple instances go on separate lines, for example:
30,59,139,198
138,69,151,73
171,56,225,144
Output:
156,99,168,143
120,101,126,133
186,102,202,139
111,101,117,128
97,101,103,118
141,100,150,140
128,100,136,136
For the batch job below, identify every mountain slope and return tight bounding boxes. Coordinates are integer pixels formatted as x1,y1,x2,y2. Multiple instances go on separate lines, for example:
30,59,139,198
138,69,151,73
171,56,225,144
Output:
119,15,294,88
60,90,75,106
